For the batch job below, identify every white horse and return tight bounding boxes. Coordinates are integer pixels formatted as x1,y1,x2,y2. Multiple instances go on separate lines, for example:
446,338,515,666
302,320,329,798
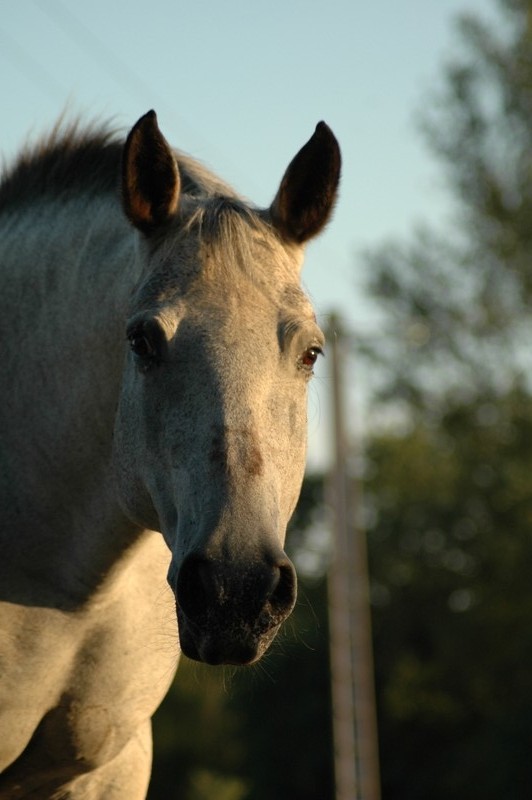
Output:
0,110,340,798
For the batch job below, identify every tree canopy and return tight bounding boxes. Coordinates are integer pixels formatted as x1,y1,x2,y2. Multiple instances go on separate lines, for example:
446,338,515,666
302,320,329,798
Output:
362,0,532,409
360,1,532,796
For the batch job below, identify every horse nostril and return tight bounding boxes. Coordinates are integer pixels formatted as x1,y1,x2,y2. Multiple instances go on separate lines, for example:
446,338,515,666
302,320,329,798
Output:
176,552,298,625
269,559,297,616
176,554,213,622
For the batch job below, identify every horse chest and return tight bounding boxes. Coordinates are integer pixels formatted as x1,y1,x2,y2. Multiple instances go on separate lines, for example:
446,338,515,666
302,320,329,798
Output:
0,547,177,777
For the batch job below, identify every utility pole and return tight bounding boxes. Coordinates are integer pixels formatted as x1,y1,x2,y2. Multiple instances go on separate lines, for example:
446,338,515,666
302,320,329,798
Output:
327,315,381,800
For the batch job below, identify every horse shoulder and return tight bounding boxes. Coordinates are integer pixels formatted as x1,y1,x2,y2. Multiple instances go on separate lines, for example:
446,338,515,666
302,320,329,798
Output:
0,533,177,784
47,533,177,765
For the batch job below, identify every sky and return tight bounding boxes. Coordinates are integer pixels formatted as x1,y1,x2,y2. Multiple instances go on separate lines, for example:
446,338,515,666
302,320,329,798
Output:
1,0,496,468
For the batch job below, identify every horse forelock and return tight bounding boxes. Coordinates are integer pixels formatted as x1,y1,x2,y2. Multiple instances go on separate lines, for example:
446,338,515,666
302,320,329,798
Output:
181,196,301,287
133,197,303,316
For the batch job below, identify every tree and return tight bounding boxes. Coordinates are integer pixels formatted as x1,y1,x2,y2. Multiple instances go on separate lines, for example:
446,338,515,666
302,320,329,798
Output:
361,0,532,410
365,387,532,799
358,1,532,797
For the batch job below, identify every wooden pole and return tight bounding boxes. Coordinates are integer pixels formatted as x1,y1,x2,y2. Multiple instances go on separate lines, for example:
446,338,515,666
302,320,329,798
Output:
327,318,358,800
327,315,381,800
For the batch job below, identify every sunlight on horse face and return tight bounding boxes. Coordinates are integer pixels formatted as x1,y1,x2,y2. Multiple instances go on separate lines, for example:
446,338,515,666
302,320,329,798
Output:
114,231,317,664
113,112,341,665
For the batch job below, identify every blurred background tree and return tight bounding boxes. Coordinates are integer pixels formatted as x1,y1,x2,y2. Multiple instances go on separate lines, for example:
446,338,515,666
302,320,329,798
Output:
363,0,532,408
366,388,532,798
361,0,532,796
149,1,532,797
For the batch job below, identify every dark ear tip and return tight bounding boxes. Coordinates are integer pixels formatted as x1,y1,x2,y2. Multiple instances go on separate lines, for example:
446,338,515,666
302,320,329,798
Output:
125,112,158,151
314,121,335,141
321,124,341,181
315,120,330,134
131,110,158,135
314,121,340,155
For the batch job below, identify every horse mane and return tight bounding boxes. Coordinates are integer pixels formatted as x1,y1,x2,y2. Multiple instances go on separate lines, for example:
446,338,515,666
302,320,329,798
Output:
0,117,283,291
0,117,240,213
0,120,122,211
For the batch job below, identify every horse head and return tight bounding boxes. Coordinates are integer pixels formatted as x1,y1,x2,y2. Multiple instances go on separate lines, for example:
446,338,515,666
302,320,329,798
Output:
112,111,341,665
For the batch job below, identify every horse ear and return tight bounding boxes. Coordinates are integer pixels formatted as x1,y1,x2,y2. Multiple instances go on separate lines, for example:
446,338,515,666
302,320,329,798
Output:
270,122,341,244
122,110,180,234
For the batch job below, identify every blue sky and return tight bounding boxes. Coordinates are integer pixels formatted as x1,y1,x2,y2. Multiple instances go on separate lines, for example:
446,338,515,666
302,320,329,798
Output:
1,0,495,467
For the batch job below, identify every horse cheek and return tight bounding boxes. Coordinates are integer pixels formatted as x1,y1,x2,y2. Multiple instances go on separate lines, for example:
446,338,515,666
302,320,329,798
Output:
269,395,308,529
112,384,157,530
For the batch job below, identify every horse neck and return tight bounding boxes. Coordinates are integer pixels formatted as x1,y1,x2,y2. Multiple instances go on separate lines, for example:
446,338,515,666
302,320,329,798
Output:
0,192,142,583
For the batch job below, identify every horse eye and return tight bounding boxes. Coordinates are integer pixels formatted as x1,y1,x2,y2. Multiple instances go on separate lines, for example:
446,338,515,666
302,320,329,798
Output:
300,346,323,370
128,327,157,362
129,334,151,357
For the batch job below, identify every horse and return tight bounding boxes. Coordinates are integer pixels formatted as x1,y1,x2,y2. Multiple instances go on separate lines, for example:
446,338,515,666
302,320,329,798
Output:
0,109,340,798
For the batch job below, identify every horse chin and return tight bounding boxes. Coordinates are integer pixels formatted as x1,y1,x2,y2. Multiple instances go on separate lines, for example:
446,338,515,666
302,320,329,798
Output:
176,610,278,666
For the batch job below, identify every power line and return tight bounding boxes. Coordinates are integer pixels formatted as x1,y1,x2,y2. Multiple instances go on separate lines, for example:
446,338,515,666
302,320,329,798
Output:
0,25,66,102
33,0,157,110
30,0,250,186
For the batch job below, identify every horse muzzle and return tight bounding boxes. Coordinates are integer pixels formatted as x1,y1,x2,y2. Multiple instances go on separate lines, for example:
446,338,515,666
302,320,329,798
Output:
173,551,297,665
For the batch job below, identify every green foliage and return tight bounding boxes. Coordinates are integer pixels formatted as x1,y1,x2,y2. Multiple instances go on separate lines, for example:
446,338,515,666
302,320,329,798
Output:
366,388,532,798
359,1,532,796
